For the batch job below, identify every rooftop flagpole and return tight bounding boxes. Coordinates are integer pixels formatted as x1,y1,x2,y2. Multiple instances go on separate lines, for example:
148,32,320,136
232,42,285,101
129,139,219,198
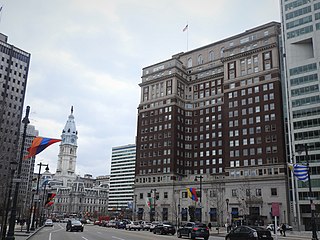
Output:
183,23,189,51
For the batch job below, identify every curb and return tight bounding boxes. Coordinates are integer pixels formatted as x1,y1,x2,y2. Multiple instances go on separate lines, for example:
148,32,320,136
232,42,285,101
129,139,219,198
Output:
25,226,45,240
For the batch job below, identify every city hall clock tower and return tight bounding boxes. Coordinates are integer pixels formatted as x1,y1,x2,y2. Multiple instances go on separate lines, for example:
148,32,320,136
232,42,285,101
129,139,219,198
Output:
55,106,78,186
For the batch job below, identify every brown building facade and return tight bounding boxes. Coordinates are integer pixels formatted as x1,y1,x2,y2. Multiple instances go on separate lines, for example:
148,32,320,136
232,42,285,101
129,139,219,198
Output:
135,22,289,225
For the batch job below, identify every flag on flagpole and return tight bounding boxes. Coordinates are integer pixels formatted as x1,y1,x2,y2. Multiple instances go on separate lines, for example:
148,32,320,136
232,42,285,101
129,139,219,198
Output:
186,188,198,202
183,24,188,32
146,197,152,208
288,163,309,182
45,193,56,206
24,137,61,159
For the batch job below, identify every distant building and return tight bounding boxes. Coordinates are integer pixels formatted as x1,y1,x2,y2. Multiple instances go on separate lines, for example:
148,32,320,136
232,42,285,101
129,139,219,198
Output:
280,0,320,230
17,125,38,218
49,108,108,218
135,22,288,225
0,33,31,207
108,144,136,217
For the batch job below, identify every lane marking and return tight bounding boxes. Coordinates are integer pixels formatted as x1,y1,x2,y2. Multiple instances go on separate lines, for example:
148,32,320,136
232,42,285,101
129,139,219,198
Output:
82,237,89,240
49,232,52,240
112,236,126,240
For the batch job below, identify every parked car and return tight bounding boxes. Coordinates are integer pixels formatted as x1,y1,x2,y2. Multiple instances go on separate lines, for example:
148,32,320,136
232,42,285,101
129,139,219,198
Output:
107,220,117,228
66,219,84,232
177,222,209,240
226,225,273,240
141,221,151,230
149,221,160,232
125,221,142,231
94,220,101,225
153,222,176,235
115,221,126,229
44,219,53,227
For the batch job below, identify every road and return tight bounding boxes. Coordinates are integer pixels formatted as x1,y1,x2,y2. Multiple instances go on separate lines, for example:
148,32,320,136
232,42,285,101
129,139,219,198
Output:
29,223,225,240
29,223,312,240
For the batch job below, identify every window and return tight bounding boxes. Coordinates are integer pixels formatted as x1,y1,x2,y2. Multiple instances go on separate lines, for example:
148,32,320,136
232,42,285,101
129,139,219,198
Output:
271,188,277,196
228,61,236,79
209,51,214,61
198,54,203,65
187,58,192,68
232,189,237,197
256,189,262,196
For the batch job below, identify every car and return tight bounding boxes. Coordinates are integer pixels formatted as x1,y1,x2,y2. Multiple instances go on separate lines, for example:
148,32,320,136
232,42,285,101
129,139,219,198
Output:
107,220,117,228
177,222,209,240
115,221,126,229
94,220,101,225
226,225,273,240
125,221,142,231
141,221,151,230
66,219,84,232
153,222,176,235
44,219,53,227
149,221,160,232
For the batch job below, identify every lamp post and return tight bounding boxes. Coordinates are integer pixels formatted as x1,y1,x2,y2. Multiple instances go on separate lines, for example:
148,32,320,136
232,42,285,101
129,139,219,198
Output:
195,176,203,222
133,194,137,221
6,106,30,240
30,162,49,231
297,144,318,240
1,162,18,239
226,198,229,232
150,189,157,221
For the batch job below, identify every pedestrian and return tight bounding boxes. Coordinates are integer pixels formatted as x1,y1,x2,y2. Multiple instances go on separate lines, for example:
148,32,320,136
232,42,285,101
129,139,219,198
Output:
282,223,287,237
208,222,212,231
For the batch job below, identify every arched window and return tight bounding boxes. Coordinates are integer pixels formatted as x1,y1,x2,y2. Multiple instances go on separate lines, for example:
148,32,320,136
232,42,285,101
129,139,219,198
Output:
187,58,192,68
220,47,224,58
209,51,214,61
197,54,203,65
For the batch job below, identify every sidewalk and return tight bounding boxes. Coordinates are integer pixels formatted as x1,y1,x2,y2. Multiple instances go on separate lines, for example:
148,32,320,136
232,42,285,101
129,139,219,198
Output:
7,224,43,240
208,227,314,239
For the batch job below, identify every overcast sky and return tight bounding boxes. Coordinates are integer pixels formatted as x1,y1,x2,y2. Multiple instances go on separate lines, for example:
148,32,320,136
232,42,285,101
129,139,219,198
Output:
0,0,280,177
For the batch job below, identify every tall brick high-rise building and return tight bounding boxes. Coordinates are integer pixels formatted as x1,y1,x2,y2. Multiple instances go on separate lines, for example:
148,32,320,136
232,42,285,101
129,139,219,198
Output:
134,22,289,225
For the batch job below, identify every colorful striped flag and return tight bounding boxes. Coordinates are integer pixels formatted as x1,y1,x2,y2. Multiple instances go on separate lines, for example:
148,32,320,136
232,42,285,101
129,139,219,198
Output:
288,163,309,182
24,137,61,159
186,187,198,202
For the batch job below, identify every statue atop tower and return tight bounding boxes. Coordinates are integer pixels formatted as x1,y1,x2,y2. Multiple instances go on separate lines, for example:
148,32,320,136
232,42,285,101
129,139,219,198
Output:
55,106,78,186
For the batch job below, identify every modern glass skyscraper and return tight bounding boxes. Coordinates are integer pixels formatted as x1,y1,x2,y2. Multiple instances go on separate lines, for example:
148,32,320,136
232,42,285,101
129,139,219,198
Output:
280,0,320,231
108,144,136,216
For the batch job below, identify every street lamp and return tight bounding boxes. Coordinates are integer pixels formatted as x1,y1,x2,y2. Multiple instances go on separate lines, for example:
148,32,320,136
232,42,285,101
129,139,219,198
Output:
1,162,18,240
226,198,230,232
150,189,157,221
30,162,49,230
6,106,30,240
195,176,203,222
296,144,318,240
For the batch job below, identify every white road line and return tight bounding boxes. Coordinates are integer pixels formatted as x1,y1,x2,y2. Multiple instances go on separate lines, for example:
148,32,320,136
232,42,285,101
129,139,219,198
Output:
97,231,102,234
112,236,126,240
82,237,89,240
49,232,52,240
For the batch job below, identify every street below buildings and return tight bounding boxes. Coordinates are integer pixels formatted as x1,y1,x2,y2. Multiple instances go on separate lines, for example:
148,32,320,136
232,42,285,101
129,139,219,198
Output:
27,223,313,240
